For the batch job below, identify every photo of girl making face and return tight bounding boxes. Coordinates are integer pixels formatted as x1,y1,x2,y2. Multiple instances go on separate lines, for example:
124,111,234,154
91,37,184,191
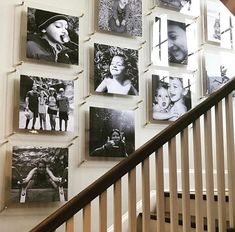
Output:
152,75,191,122
26,7,79,65
167,20,188,65
94,43,139,96
89,106,135,158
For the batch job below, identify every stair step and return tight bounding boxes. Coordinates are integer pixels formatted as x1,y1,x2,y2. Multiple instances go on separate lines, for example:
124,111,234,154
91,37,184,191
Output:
164,191,229,202
138,213,222,232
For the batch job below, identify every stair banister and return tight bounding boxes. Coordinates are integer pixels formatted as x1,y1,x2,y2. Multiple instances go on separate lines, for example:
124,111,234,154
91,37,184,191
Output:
30,77,235,232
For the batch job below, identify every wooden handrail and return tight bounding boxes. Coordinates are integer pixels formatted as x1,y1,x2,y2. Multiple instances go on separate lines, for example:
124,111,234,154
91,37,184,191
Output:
220,0,235,15
30,77,235,232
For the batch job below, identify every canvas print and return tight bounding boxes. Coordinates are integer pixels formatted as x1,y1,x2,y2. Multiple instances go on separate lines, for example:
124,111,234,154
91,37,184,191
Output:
152,75,191,121
98,0,142,37
157,0,192,12
204,51,235,94
206,1,221,43
26,7,79,65
89,106,135,157
11,146,68,203
19,75,74,132
94,43,139,96
152,18,189,66
167,20,188,65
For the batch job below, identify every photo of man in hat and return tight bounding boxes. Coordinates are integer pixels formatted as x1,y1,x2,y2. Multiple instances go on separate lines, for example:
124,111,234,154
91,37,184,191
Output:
26,7,79,65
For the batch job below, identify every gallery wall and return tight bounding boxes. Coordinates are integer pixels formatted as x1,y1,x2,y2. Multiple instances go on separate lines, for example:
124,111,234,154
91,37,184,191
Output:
0,0,235,231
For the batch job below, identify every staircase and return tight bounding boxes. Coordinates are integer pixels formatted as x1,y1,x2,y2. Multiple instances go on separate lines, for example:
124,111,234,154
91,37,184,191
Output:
28,77,235,232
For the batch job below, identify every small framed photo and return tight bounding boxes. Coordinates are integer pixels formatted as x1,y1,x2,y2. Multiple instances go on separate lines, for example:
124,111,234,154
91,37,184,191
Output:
89,106,135,158
19,74,74,132
93,43,139,96
203,51,235,95
26,7,79,65
205,0,235,49
11,146,68,203
151,74,191,122
157,0,192,12
98,0,142,37
151,16,198,69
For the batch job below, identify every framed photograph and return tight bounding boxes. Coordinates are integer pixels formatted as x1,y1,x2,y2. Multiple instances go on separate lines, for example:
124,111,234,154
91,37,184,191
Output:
205,0,222,44
98,0,142,37
157,0,192,12
204,51,235,95
151,74,191,122
11,146,68,203
89,106,135,158
205,0,235,49
152,17,194,66
26,7,79,65
94,43,139,96
19,74,74,132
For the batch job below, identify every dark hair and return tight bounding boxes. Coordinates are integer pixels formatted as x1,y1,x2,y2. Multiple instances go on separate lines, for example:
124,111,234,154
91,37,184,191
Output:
109,129,122,140
168,20,186,31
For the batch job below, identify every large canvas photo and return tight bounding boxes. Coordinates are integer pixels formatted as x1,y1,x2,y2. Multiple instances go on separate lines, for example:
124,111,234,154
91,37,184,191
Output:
19,75,74,132
152,74,191,122
89,106,135,158
152,17,190,66
26,7,79,65
204,51,235,95
94,43,139,96
98,0,142,37
11,146,68,203
157,0,192,12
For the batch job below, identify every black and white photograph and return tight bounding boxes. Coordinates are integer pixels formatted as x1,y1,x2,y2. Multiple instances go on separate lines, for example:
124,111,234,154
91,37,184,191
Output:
94,43,139,96
98,0,142,37
204,51,235,94
152,75,191,122
206,1,222,43
167,20,188,65
89,106,135,158
157,0,192,12
26,7,79,65
152,18,189,66
11,146,68,203
19,74,74,132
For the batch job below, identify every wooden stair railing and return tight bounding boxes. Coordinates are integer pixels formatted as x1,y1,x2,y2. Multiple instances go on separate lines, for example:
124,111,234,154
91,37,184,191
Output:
30,77,235,232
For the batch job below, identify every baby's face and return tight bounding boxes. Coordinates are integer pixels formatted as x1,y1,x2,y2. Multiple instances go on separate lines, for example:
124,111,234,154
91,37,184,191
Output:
110,56,126,77
156,87,171,109
45,20,70,44
168,78,184,102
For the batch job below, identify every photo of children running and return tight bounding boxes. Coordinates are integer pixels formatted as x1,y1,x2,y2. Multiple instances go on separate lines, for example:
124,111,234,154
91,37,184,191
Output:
152,75,191,122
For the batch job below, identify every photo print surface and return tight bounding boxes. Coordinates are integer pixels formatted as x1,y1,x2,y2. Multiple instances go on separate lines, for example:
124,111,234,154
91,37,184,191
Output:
152,17,195,67
94,43,139,96
157,0,193,13
89,106,135,158
11,146,68,203
204,51,235,94
206,0,221,43
206,0,235,49
98,0,142,37
26,7,79,65
19,74,74,132
152,74,191,122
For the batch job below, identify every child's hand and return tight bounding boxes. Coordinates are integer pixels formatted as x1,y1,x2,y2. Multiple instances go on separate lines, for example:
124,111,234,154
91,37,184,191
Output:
121,19,126,26
104,136,115,149
116,19,120,26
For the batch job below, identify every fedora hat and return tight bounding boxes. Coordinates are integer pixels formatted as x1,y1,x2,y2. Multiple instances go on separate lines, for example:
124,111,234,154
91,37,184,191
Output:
35,9,68,30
